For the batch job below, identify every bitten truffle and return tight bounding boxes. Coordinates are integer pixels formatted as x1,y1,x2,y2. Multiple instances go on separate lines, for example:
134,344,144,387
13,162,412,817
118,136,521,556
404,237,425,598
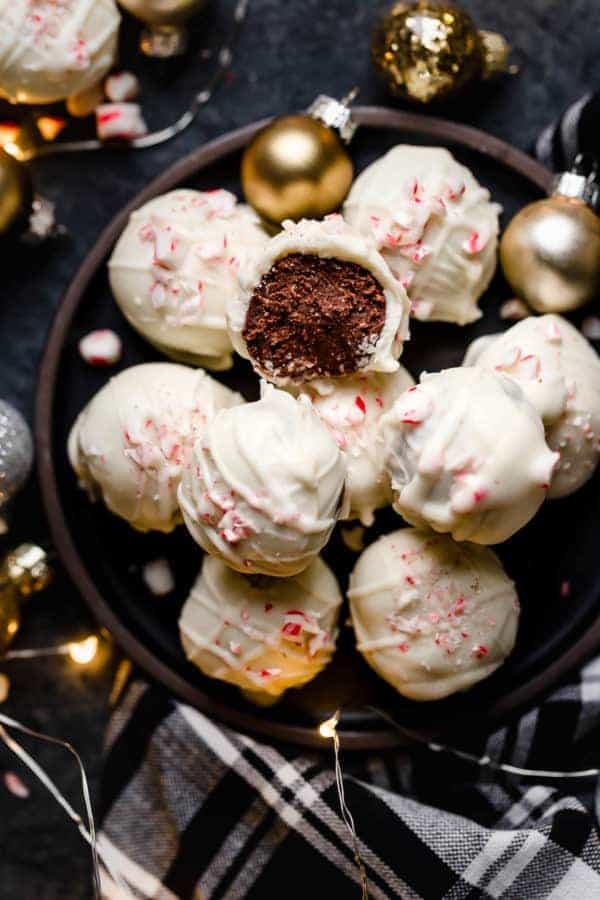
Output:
464,314,600,498
348,528,519,701
228,216,410,385
179,555,342,704
177,385,348,577
344,145,500,325
68,363,241,533
382,367,558,544
109,189,268,370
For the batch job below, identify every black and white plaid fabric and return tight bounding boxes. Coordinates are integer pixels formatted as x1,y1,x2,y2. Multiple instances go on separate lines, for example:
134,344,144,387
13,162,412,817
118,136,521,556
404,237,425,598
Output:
98,654,600,900
535,91,600,173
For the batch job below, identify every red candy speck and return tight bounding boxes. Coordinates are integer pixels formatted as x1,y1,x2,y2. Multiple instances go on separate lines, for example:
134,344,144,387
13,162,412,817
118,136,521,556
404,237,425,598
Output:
355,396,366,414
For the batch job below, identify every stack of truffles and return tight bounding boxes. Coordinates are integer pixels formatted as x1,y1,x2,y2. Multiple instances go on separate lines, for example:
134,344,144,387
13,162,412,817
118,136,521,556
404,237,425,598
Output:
69,148,600,705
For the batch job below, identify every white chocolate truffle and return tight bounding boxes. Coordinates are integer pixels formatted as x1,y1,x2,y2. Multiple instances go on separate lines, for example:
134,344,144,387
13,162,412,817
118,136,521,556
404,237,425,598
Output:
228,215,411,385
348,528,519,701
293,367,414,526
464,315,600,498
108,189,269,370
344,146,501,325
382,367,558,544
178,385,347,577
0,0,120,105
179,554,342,704
68,363,241,533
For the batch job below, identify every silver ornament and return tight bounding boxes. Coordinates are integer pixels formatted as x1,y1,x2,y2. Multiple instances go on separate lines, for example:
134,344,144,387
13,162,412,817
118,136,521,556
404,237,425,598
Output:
0,400,33,527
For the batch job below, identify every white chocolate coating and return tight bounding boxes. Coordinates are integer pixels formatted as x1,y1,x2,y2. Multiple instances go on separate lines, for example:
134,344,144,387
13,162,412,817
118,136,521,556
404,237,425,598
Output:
178,385,347,577
292,367,414,526
68,363,241,533
0,0,120,105
228,215,411,385
109,190,269,370
344,146,501,325
179,554,342,703
382,367,558,544
348,528,519,701
464,315,600,498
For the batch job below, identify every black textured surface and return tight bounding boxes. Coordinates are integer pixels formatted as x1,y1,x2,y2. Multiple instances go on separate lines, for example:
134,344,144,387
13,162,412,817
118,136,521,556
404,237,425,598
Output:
0,1,599,897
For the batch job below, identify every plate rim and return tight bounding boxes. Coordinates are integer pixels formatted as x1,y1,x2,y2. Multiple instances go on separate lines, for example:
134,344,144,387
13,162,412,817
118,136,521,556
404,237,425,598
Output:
35,106,600,750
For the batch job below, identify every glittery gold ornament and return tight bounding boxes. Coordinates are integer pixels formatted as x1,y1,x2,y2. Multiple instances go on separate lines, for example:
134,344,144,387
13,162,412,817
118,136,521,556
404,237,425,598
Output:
0,399,33,534
118,0,209,56
0,149,32,238
241,93,357,226
371,1,511,104
500,159,600,313
0,544,52,653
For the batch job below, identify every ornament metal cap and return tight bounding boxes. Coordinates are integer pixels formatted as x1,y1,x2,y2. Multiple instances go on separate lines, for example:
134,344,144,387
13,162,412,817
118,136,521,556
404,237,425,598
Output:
306,89,359,144
553,154,600,211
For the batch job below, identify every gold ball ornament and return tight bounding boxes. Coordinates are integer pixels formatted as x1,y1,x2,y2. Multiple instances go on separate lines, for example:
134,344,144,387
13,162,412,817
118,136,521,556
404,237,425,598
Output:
500,164,600,313
241,93,357,226
371,1,511,104
118,0,209,56
0,149,33,239
0,544,52,653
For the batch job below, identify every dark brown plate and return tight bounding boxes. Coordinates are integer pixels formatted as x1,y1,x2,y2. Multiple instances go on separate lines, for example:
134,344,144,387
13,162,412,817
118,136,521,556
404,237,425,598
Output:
35,108,600,749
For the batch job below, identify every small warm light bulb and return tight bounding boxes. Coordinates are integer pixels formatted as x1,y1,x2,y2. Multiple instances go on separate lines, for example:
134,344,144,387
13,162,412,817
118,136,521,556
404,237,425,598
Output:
36,116,66,142
319,711,340,740
0,122,20,147
68,635,98,665
2,141,22,160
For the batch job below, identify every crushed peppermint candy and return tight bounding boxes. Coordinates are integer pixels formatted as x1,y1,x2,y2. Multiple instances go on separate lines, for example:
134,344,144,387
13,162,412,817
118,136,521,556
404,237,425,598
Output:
462,230,488,255
78,329,122,366
105,71,140,103
3,771,29,799
499,298,530,321
96,103,148,141
142,558,175,596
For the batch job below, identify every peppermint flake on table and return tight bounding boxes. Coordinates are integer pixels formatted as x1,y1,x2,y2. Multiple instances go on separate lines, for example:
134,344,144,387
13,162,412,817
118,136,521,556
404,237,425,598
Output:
78,329,122,366
142,558,175,597
3,771,29,799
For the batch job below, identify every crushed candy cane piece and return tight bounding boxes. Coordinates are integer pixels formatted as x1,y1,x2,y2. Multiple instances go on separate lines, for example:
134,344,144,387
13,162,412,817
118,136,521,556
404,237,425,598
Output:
582,316,600,340
4,771,29,799
96,104,148,141
79,329,122,366
142,558,175,596
545,320,562,343
105,71,140,103
259,668,281,678
462,230,487,254
500,298,530,321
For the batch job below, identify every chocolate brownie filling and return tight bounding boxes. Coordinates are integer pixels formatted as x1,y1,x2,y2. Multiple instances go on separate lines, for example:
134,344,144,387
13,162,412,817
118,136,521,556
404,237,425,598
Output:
243,253,387,381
